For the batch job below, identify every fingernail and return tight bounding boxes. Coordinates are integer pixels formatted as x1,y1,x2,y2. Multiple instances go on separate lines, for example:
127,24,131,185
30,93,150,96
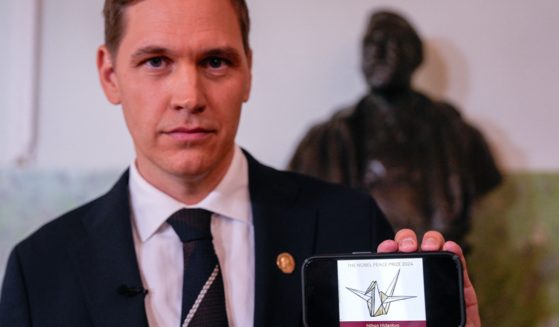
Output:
423,237,438,247
401,237,415,247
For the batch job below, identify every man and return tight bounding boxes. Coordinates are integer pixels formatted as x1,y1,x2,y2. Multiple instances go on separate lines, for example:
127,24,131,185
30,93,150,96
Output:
0,0,480,326
289,11,502,252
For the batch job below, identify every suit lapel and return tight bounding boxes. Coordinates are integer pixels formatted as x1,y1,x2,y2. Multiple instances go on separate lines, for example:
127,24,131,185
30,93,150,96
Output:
68,172,148,327
246,152,317,326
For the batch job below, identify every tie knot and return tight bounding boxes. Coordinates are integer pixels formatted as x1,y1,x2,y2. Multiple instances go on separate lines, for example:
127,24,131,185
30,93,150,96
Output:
167,208,213,242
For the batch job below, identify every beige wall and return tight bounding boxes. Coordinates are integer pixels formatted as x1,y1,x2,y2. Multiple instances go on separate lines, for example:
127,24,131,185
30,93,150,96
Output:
1,0,558,171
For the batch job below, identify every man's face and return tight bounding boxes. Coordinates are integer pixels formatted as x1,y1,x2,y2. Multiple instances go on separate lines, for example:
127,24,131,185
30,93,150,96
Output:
98,0,252,190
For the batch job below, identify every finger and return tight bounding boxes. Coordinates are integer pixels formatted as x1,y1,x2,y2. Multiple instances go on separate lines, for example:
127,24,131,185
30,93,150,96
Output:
394,229,418,253
420,231,445,252
377,239,399,253
442,241,470,285
443,241,481,327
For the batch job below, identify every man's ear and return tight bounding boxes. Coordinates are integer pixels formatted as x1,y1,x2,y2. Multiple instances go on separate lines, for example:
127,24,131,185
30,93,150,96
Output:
97,45,121,105
243,49,253,103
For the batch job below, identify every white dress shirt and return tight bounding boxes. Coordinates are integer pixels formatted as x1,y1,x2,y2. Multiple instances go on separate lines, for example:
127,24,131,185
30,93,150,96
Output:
128,146,254,327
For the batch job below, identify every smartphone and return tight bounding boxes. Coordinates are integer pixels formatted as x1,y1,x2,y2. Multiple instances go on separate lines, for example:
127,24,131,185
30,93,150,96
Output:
302,252,465,327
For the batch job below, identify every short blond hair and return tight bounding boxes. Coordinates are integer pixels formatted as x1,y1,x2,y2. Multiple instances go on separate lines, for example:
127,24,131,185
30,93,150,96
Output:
103,0,251,55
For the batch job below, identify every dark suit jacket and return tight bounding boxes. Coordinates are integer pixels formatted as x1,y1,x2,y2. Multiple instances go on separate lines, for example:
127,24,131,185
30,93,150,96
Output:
0,152,393,326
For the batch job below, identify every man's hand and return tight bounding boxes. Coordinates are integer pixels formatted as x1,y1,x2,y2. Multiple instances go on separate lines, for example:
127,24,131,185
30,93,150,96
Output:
377,229,481,327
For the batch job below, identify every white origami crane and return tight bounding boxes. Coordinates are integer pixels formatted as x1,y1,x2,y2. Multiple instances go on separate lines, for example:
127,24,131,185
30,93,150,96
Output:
346,269,416,317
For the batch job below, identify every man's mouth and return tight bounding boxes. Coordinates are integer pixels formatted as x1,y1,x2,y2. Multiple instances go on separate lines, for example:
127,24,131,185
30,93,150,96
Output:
164,126,215,142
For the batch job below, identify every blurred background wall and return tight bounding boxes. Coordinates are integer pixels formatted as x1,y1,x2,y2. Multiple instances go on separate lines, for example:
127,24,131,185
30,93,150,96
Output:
1,0,558,325
2,0,558,171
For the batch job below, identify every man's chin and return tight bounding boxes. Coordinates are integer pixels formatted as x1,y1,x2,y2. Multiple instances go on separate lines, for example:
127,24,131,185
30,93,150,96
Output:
166,159,211,179
138,145,233,183
165,154,228,181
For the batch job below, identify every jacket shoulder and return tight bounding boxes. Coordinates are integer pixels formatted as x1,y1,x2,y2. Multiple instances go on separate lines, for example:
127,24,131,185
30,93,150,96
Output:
246,153,394,249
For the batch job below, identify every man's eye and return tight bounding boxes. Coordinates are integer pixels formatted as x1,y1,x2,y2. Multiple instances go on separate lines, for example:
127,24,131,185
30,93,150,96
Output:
206,57,227,69
145,57,166,68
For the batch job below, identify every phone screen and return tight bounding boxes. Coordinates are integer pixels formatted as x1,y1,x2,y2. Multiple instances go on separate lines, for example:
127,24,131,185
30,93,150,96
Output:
303,252,464,327
337,257,426,327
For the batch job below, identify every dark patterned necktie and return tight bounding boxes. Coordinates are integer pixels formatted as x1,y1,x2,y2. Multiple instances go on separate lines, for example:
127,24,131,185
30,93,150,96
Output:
167,208,228,327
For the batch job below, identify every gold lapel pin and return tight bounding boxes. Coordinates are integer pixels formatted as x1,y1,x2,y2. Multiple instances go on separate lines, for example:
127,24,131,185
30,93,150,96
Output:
276,252,296,274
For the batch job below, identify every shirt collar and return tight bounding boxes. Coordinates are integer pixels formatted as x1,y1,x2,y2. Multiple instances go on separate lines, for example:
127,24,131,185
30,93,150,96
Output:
129,145,251,242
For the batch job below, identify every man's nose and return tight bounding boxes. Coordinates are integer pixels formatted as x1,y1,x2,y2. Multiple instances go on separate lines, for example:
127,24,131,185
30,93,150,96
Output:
169,65,206,113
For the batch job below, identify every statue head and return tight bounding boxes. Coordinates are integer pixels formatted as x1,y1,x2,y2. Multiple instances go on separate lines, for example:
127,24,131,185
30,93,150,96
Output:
361,10,423,92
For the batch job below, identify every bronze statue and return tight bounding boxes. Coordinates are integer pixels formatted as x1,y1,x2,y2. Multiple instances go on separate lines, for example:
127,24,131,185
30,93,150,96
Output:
289,10,502,250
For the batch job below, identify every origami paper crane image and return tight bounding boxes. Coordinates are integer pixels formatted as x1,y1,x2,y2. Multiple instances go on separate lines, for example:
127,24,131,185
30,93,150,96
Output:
345,269,416,317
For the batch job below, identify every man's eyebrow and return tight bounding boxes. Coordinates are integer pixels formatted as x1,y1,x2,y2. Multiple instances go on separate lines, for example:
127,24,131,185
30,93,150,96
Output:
129,45,245,63
203,47,243,62
130,46,171,61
